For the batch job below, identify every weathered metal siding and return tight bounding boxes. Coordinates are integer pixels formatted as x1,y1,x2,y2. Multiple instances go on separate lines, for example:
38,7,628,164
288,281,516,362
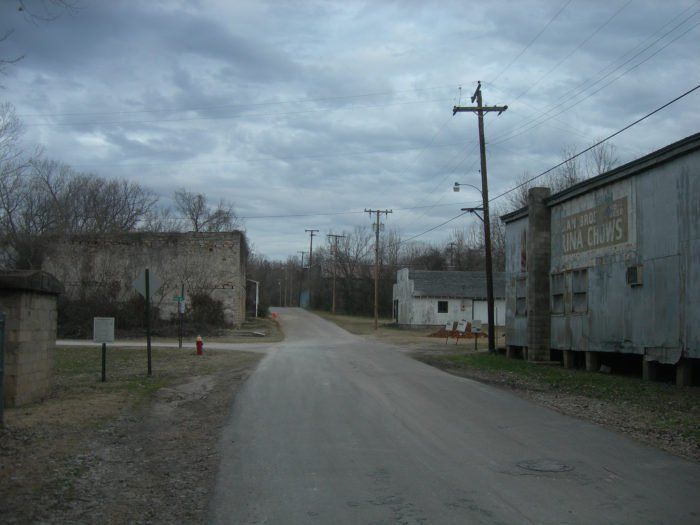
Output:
504,216,528,347
549,149,700,359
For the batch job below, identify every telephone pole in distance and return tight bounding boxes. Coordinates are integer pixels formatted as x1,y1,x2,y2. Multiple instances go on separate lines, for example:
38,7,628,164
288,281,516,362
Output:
453,81,507,353
297,251,306,306
365,209,392,330
327,234,346,314
305,229,319,307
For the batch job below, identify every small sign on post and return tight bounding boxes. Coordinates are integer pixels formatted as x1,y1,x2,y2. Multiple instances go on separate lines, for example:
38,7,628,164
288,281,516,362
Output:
93,317,115,382
471,319,482,351
455,319,468,345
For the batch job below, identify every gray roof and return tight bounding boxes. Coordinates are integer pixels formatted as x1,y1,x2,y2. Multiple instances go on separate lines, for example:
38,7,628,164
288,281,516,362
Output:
408,270,505,299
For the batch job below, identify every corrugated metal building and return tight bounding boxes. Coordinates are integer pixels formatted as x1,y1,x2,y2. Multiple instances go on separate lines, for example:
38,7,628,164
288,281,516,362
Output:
501,133,700,386
392,269,506,327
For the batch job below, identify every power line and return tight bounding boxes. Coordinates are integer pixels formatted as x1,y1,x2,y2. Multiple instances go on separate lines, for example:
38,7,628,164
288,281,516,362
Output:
22,96,455,128
400,212,468,244
67,140,464,170
16,83,464,120
489,9,700,146
490,0,574,85
489,82,700,204
513,0,634,101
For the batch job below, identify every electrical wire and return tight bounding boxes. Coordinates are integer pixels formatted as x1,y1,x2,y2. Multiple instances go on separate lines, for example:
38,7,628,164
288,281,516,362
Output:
490,9,700,146
22,96,455,128
489,0,574,85
488,82,700,204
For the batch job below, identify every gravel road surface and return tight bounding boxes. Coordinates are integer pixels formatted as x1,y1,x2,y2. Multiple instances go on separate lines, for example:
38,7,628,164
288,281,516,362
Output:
210,308,699,524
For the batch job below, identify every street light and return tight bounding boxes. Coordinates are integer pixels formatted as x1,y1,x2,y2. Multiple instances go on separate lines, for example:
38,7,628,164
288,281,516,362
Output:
453,181,482,195
453,179,496,354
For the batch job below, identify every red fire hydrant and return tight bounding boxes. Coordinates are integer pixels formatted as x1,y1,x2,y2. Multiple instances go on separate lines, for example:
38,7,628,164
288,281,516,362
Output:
196,335,203,356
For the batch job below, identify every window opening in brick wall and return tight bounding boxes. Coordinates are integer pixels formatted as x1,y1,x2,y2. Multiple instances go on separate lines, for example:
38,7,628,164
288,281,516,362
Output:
515,277,527,316
437,300,448,313
572,268,588,313
551,272,565,314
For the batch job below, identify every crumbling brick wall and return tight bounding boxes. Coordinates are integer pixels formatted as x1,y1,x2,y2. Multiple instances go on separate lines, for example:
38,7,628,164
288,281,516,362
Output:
42,231,247,326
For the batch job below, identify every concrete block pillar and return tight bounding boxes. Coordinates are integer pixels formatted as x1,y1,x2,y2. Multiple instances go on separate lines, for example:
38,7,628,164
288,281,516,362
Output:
526,187,551,362
585,351,600,372
563,350,575,369
642,359,658,381
676,359,692,387
0,271,63,407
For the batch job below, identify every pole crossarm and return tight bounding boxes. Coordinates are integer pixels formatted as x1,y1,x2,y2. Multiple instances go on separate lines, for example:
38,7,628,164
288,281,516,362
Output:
453,105,508,115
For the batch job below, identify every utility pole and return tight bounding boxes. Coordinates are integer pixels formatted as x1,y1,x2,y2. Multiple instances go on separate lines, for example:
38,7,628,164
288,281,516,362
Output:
447,242,457,270
365,209,392,330
453,80,507,353
297,251,306,307
305,229,319,307
327,234,346,314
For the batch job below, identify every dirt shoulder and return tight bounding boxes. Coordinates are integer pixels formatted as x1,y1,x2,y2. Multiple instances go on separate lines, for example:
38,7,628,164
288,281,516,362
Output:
416,352,700,462
1,346,263,524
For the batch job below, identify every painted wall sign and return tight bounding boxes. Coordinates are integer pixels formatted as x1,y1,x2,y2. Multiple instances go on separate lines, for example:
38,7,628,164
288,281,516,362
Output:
561,197,628,255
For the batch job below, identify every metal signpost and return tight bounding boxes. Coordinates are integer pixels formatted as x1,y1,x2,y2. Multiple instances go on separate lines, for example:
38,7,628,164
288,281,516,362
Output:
175,283,185,349
93,317,115,382
133,269,160,377
472,319,482,351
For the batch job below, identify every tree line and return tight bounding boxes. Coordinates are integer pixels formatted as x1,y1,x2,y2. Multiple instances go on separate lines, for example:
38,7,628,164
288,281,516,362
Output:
0,102,239,269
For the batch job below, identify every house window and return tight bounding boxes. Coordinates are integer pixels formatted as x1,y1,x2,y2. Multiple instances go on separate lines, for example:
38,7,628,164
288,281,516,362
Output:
572,268,588,313
551,272,565,314
515,277,527,317
437,301,448,313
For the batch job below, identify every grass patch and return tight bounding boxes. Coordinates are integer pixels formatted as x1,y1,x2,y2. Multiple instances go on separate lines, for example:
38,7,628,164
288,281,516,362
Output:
425,352,700,447
313,310,395,335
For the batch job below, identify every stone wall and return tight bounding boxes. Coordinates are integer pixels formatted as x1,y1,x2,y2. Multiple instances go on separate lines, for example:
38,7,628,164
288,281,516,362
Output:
0,271,62,407
42,231,247,326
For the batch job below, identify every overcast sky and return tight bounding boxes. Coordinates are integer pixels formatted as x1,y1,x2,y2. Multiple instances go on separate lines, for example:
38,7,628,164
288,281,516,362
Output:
1,0,698,260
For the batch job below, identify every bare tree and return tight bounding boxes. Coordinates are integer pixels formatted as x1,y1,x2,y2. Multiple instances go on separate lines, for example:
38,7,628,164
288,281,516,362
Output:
585,140,618,177
505,141,619,212
173,189,240,232
2,1,78,81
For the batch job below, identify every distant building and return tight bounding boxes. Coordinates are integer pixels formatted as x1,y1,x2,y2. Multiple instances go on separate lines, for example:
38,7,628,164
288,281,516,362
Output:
392,269,506,327
502,132,700,386
42,231,248,325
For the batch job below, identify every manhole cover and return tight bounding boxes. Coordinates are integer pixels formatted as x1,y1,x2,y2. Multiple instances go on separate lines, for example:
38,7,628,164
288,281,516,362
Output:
517,459,573,473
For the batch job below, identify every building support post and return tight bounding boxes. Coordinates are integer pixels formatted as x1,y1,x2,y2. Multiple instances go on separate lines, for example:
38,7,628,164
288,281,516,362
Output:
676,358,692,387
563,350,575,369
586,351,600,372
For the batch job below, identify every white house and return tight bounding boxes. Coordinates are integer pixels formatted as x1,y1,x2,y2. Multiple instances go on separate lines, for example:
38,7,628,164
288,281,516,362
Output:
392,269,506,327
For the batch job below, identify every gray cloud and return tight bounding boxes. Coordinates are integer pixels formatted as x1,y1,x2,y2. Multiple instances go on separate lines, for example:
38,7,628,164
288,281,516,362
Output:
0,0,698,259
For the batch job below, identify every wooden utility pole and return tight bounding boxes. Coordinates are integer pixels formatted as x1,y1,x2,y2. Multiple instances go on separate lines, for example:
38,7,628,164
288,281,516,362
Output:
305,229,319,306
297,251,306,306
365,209,392,330
327,234,346,314
453,81,507,353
